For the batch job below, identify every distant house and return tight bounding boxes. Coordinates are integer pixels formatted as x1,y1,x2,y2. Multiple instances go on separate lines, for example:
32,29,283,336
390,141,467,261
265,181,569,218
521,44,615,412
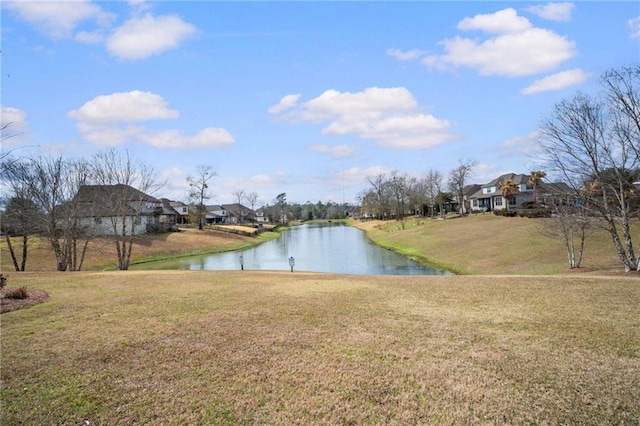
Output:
205,205,231,224
468,173,574,212
469,173,534,212
168,200,190,225
204,204,255,224
73,184,172,236
451,184,482,214
255,208,269,223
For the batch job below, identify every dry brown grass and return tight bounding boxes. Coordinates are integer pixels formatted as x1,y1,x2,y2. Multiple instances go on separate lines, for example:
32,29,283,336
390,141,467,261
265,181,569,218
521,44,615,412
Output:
1,227,276,272
353,215,638,275
1,271,638,425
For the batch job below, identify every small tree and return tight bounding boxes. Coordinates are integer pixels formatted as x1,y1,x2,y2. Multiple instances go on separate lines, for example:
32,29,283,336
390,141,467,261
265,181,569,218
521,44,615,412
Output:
91,148,160,271
545,194,590,268
1,197,40,271
425,169,443,219
448,159,476,215
498,179,519,213
275,192,288,223
232,189,246,223
528,171,547,206
187,166,215,230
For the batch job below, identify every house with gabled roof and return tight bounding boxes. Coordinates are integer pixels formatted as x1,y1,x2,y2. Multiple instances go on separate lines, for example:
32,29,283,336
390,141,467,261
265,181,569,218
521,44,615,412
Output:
73,184,171,235
469,173,533,212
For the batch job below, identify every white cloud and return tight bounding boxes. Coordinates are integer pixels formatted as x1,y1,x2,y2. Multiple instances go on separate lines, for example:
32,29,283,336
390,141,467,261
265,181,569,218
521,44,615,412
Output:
424,8,576,76
526,3,575,22
629,16,640,39
1,106,27,128
75,122,145,146
271,87,456,149
496,130,541,157
521,68,590,95
332,166,394,189
309,144,355,158
386,48,425,61
68,91,179,124
139,128,234,149
69,91,234,149
1,106,31,146
457,8,532,34
4,0,111,38
268,94,301,114
106,13,197,60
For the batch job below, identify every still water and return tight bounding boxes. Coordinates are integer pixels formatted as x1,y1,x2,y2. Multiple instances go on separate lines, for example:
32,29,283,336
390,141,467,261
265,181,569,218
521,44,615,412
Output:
132,223,450,275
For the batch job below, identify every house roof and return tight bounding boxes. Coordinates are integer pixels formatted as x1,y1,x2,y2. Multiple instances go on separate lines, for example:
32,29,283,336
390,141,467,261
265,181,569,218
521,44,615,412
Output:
75,184,159,203
74,184,159,217
483,173,530,188
159,198,180,216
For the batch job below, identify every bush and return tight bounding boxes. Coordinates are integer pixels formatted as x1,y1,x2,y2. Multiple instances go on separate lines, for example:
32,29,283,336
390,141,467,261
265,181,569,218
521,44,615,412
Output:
0,274,6,289
5,286,28,300
493,209,517,217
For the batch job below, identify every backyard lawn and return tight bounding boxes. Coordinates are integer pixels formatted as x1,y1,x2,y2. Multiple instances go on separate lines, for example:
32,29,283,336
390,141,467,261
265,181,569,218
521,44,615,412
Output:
1,271,639,424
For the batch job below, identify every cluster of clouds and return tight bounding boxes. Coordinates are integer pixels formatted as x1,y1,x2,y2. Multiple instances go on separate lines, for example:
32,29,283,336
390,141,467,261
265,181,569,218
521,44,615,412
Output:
68,91,234,149
5,0,639,192
387,5,592,95
4,0,196,60
269,87,457,152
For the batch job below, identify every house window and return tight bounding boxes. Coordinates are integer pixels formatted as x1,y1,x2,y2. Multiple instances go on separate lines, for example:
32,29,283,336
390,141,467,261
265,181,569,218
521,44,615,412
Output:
510,196,517,205
472,199,478,207
495,197,503,206
182,207,187,213
134,216,142,226
94,217,102,224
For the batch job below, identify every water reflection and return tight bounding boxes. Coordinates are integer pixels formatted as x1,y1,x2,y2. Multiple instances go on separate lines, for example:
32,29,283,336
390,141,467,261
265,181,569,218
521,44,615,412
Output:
132,223,450,275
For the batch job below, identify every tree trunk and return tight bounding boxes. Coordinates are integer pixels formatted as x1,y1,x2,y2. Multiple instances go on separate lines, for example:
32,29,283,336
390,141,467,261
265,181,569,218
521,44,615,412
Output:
77,239,89,271
5,234,20,271
20,235,28,271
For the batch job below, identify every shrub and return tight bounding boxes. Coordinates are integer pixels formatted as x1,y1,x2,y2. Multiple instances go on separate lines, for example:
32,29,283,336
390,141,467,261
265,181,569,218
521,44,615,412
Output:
0,274,6,289
5,286,28,300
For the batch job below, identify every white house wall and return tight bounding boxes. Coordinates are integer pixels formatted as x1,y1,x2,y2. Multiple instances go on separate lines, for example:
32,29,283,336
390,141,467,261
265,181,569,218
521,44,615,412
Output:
80,215,154,236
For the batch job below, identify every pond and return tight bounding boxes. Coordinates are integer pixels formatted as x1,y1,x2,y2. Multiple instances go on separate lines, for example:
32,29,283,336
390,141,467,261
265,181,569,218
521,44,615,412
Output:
131,223,451,275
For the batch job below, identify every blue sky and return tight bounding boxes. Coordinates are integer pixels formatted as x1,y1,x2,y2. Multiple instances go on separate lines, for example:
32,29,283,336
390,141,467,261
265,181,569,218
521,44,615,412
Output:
2,1,639,205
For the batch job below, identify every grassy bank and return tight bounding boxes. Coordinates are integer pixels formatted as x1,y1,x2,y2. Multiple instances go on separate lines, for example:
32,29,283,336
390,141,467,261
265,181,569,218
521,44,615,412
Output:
1,271,638,424
353,215,639,275
1,227,281,272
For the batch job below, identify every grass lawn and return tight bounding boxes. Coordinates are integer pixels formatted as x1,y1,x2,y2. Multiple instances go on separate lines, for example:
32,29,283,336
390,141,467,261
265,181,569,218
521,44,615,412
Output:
353,215,639,275
1,271,639,424
2,216,639,424
1,227,281,272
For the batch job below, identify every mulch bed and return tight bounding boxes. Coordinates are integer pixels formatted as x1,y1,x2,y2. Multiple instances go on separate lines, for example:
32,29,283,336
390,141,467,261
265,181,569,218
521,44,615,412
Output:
1,288,50,314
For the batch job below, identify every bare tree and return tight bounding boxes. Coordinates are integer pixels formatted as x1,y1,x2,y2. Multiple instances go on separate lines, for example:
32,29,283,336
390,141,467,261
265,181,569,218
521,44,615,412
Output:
2,155,92,271
388,170,409,221
538,65,640,272
1,196,40,271
366,173,391,219
425,169,443,218
232,189,246,223
545,194,590,269
448,159,476,215
91,148,160,270
187,165,216,230
246,191,259,221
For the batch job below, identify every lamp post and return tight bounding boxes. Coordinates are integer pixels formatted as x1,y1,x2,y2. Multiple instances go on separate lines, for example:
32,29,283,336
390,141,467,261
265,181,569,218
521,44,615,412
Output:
289,256,295,272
